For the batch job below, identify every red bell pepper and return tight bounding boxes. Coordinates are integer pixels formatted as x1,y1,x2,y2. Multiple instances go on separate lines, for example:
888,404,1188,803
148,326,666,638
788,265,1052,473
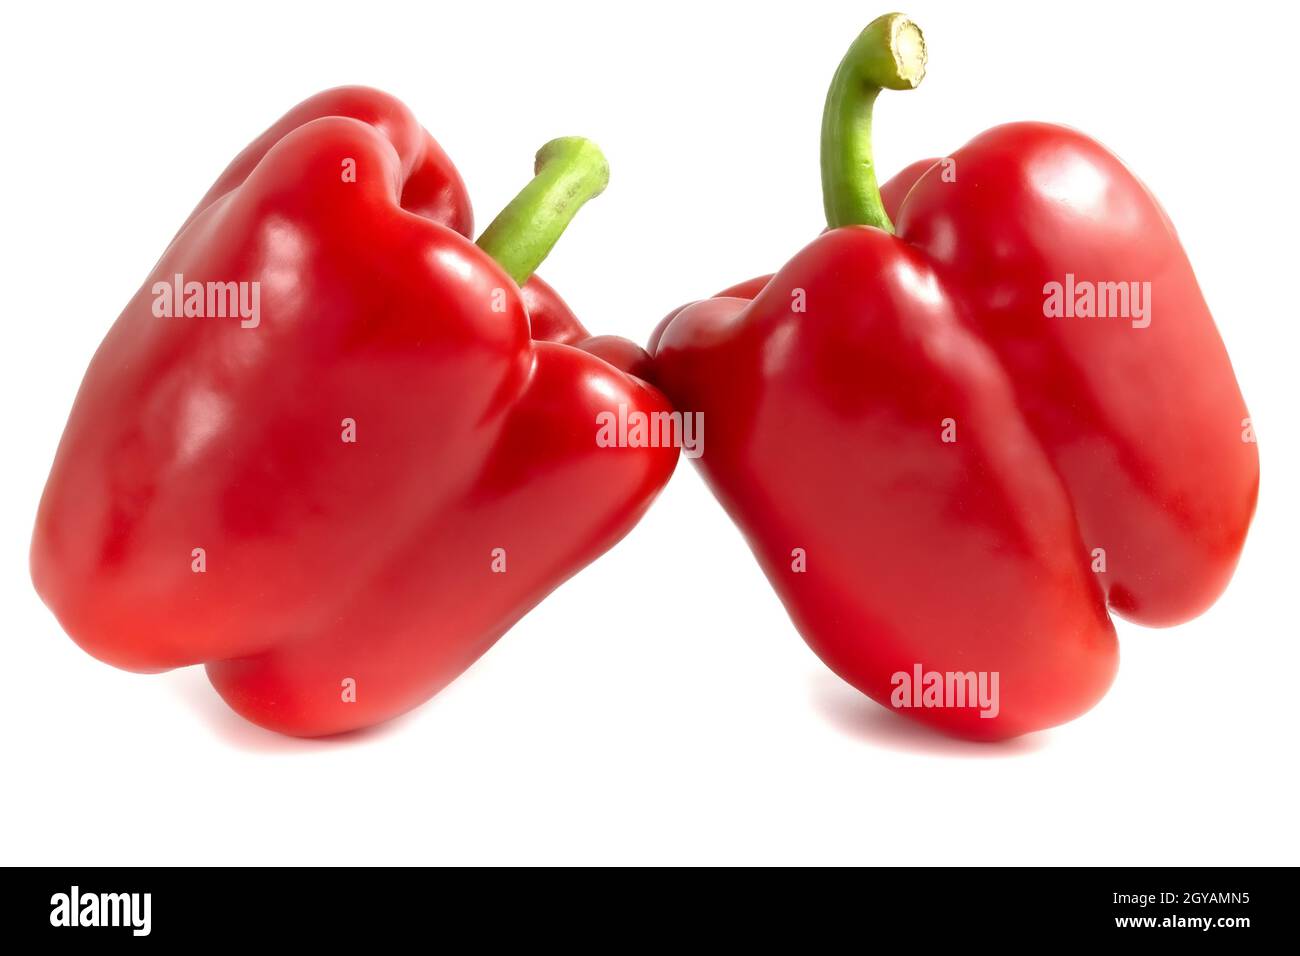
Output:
648,16,1259,739
32,87,677,736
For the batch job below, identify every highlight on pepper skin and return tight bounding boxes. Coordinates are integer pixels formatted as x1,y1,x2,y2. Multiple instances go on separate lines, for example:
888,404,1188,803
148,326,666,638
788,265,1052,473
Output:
645,13,1259,741
29,87,678,737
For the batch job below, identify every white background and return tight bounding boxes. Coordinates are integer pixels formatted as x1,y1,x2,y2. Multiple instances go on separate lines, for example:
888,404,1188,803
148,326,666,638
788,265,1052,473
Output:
2,0,1296,866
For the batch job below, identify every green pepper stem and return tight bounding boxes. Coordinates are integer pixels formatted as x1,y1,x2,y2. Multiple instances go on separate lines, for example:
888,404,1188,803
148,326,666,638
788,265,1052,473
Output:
820,13,927,232
475,137,609,286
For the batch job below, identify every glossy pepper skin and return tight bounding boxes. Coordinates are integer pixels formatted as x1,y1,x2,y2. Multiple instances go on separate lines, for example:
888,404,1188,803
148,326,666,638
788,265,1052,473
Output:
32,87,677,736
648,16,1258,740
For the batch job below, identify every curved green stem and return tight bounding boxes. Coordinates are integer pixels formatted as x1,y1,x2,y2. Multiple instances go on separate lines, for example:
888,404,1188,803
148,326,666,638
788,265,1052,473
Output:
820,13,927,232
475,137,609,286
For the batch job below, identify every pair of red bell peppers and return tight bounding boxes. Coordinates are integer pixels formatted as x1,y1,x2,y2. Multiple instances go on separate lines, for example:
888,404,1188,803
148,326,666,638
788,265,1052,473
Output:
32,15,1258,740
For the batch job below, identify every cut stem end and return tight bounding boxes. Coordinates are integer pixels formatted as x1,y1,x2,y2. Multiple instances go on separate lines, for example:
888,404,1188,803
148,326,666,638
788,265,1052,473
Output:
476,137,609,287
